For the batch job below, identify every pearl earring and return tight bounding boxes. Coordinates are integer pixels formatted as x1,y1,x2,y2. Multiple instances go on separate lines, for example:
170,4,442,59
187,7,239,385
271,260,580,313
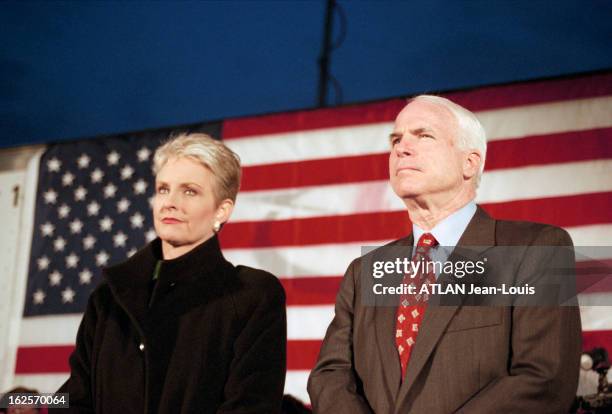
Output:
213,221,221,233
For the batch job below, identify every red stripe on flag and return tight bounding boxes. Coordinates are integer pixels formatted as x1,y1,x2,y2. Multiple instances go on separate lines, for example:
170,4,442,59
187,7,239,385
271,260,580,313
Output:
482,192,612,229
445,72,612,113
282,257,612,307
278,259,612,307
582,330,612,353
222,72,612,138
287,340,322,371
15,345,72,374
577,259,612,294
281,276,343,306
16,341,324,374
223,99,405,139
221,211,410,248
241,153,389,192
15,332,612,374
240,128,612,191
486,128,612,171
221,193,612,248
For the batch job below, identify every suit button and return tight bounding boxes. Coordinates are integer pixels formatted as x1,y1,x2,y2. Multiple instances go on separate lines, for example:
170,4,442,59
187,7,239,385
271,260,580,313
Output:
169,282,176,288
139,343,145,351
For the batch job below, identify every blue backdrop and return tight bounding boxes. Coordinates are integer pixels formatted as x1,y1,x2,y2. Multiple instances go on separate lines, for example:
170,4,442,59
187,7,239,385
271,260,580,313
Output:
1,0,611,148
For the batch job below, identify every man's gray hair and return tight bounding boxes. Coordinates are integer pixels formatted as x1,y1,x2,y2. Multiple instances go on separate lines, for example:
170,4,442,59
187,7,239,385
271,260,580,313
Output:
412,95,487,187
153,132,241,205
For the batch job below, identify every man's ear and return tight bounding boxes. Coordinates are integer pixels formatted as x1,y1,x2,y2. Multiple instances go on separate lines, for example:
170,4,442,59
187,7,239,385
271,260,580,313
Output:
215,199,235,225
463,150,482,180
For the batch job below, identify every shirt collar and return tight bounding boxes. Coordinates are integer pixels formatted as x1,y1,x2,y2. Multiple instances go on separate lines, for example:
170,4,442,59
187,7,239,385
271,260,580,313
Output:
412,201,477,247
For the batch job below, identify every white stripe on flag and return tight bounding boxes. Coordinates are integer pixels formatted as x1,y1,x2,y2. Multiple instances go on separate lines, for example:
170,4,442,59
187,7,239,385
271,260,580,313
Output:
287,306,335,340
19,305,336,346
19,315,81,346
226,96,612,166
478,96,612,142
224,240,389,278
580,305,612,330
284,370,311,405
231,160,612,222
567,224,612,246
12,374,68,394
223,224,612,278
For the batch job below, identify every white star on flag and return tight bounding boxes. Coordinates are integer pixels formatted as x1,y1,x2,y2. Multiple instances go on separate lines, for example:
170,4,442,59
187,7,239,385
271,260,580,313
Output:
87,201,101,216
117,198,130,213
407,337,415,346
82,234,96,250
47,157,61,172
79,269,93,285
53,237,66,252
43,189,58,204
65,252,79,268
99,216,113,232
58,204,71,219
77,154,91,169
107,151,120,166
103,183,117,198
74,186,87,201
145,228,157,242
133,179,147,195
69,219,83,234
120,165,134,180
49,270,62,286
37,256,50,270
113,231,128,247
62,172,75,186
33,289,46,305
130,212,144,228
96,251,110,266
396,329,403,338
61,287,76,304
40,222,55,237
90,168,104,183
137,147,151,162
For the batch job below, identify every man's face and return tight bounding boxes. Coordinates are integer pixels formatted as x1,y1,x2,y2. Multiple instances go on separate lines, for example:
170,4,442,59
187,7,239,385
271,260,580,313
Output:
389,99,466,201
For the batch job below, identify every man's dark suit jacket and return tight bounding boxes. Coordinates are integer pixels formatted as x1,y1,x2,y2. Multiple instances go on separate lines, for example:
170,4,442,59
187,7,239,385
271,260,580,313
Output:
308,206,581,413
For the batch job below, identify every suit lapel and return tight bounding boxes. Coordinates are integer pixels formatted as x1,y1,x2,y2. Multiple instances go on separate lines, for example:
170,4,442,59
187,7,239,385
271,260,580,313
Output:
394,206,496,411
374,234,413,402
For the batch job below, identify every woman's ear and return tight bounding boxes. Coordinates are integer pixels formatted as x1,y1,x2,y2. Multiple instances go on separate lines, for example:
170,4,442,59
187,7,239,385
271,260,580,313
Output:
215,199,235,225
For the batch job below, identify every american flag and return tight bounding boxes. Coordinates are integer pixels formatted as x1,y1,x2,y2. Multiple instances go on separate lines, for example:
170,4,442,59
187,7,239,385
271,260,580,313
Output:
24,138,157,316
12,71,612,403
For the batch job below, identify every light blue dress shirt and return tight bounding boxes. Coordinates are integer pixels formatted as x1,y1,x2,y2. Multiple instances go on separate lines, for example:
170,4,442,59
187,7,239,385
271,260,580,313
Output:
411,201,477,279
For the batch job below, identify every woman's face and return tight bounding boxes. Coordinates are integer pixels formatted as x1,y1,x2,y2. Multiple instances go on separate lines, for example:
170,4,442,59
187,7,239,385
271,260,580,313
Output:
153,156,227,256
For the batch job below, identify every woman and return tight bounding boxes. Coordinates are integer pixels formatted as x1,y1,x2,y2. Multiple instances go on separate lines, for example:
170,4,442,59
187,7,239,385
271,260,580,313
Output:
58,133,287,413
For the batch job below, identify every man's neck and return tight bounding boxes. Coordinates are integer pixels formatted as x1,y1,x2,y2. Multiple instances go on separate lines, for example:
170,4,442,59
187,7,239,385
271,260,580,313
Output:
404,186,475,231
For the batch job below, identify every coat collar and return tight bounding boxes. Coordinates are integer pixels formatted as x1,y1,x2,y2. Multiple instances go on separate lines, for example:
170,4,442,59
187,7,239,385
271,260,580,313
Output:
103,235,230,325
104,235,227,287
373,206,497,410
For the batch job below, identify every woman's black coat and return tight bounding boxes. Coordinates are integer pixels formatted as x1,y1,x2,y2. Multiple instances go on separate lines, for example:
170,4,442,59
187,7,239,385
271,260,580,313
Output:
56,235,287,413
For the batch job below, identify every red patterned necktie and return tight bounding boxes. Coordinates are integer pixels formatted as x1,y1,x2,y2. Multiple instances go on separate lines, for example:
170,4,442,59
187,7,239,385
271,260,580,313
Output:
395,232,439,381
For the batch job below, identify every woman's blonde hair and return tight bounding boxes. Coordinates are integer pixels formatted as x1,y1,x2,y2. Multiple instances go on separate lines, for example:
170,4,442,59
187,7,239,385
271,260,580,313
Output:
153,132,241,205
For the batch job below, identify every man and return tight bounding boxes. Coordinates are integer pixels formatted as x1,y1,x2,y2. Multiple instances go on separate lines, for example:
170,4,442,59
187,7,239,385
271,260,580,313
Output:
307,95,581,413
